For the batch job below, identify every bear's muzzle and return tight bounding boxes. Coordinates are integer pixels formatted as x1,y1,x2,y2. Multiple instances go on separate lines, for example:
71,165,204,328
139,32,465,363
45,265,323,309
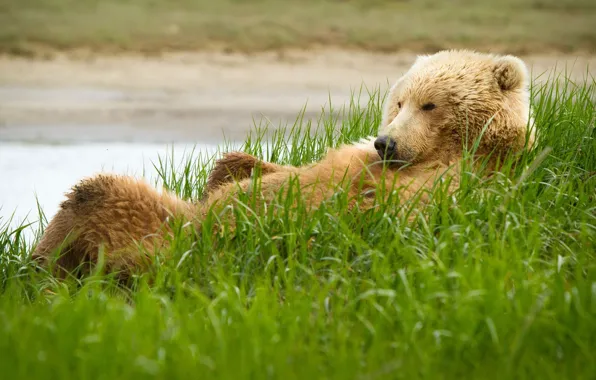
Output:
374,135,398,161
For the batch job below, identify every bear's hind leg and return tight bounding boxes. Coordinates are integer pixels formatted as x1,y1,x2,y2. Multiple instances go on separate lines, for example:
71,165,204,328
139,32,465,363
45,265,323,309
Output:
32,205,92,278
33,174,195,278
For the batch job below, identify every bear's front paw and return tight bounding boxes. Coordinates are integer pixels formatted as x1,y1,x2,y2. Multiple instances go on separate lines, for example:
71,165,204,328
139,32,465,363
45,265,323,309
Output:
204,152,262,196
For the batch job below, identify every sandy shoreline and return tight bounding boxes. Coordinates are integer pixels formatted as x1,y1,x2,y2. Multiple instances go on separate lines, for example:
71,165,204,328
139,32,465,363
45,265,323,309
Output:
1,50,594,144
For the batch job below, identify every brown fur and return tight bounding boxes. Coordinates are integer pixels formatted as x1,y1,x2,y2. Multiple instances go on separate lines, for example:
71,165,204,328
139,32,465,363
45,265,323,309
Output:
202,152,298,197
32,50,535,278
33,175,196,278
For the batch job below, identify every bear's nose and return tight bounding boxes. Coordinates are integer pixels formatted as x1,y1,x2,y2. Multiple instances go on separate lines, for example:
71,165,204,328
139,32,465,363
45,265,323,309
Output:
374,136,397,160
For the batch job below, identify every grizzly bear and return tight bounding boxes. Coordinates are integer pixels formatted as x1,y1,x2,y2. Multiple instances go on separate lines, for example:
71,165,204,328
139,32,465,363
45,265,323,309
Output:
33,50,535,278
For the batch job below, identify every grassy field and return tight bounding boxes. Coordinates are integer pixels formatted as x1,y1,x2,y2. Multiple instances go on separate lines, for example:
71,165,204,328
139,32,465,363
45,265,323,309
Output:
1,71,595,378
1,0,596,56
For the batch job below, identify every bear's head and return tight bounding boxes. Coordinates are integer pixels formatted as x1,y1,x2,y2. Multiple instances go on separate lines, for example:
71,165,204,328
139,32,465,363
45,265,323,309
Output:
375,50,535,167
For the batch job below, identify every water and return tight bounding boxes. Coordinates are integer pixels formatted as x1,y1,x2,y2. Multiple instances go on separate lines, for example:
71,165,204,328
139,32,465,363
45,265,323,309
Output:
0,142,223,240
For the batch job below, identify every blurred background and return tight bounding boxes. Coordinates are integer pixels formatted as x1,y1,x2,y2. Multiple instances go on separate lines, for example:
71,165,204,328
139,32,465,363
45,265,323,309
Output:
0,0,595,232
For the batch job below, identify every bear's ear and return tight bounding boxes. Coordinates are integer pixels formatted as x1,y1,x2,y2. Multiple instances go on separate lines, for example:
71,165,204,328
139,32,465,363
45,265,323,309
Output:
493,55,528,91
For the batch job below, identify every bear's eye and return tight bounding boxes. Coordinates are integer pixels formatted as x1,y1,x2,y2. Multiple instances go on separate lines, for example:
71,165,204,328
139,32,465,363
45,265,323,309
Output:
421,102,436,111
397,102,402,109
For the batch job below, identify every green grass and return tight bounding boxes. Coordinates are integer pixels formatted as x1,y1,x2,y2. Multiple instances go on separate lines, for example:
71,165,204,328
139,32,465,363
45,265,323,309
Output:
1,0,596,56
1,73,596,379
